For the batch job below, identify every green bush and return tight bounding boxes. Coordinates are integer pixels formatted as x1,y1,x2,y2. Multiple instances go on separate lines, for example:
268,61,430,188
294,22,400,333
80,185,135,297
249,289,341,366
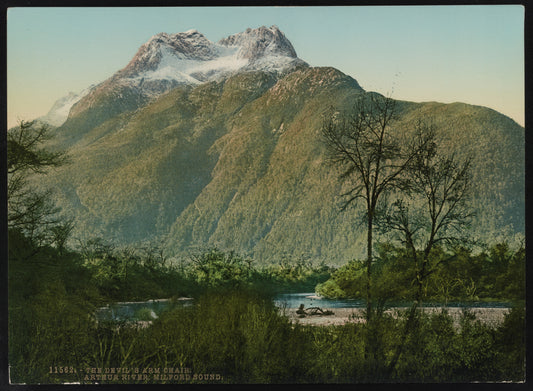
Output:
317,243,525,303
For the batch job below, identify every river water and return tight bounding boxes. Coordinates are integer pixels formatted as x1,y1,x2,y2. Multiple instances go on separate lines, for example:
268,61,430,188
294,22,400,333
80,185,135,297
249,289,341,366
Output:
95,298,192,322
95,293,512,322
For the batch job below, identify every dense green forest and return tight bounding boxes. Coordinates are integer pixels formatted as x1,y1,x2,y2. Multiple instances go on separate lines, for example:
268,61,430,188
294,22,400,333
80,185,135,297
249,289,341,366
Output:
8,120,525,384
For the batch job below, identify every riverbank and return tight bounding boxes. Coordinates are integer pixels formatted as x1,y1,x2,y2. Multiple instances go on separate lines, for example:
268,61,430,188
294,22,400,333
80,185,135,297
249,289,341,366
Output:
282,306,511,328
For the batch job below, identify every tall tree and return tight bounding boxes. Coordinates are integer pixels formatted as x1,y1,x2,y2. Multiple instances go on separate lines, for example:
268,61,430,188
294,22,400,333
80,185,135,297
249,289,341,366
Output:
321,93,432,320
7,120,69,247
383,123,473,374
387,133,472,303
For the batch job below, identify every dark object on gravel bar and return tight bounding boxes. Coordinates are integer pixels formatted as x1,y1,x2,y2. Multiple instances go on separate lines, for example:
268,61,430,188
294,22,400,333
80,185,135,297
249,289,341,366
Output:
296,305,334,316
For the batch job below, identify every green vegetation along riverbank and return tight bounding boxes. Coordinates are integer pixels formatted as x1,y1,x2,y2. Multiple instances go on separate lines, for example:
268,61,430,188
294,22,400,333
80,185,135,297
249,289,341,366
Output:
8,230,525,384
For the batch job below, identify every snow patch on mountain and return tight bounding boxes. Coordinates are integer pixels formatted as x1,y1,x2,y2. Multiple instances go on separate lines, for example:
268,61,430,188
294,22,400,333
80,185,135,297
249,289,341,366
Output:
133,45,249,86
47,26,308,125
122,25,306,88
39,85,94,126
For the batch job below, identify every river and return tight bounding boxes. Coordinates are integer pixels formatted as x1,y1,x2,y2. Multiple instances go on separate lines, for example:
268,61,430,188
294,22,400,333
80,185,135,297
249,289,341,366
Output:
95,293,512,323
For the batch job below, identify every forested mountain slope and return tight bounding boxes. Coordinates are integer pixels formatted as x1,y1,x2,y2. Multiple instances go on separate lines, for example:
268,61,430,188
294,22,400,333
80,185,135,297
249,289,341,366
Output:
41,65,524,264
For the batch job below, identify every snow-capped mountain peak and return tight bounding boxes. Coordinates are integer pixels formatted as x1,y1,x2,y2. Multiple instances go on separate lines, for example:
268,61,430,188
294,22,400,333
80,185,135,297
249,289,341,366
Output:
119,25,306,86
47,26,307,127
218,25,298,60
120,30,219,79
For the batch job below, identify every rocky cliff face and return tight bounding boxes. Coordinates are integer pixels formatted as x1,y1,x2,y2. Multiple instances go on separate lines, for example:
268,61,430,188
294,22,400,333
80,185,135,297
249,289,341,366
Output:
218,25,299,60
121,30,220,79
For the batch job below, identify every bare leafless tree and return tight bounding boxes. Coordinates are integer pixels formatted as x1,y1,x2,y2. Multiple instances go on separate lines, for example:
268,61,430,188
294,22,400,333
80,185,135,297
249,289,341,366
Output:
321,93,433,321
383,123,473,374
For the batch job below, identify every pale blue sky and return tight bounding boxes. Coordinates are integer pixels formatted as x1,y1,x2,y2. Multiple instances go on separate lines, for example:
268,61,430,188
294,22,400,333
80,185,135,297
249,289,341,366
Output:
7,6,524,127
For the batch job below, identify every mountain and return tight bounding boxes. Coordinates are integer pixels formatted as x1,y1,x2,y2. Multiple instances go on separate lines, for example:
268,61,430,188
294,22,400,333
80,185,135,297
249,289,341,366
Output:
38,85,94,126
122,26,305,84
49,26,306,136
38,27,524,264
